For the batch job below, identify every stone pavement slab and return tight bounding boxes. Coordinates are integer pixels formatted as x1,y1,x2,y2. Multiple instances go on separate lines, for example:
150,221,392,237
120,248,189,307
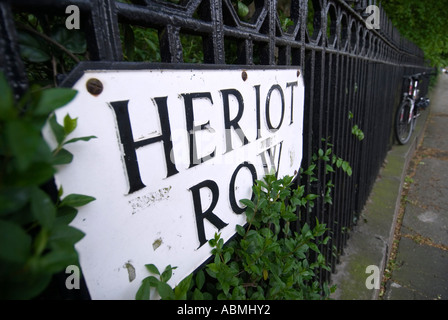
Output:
383,237,448,300
402,158,448,248
383,74,448,300
382,73,448,300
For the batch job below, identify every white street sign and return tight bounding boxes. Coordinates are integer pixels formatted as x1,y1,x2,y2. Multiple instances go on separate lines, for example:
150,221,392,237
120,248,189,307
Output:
43,66,305,299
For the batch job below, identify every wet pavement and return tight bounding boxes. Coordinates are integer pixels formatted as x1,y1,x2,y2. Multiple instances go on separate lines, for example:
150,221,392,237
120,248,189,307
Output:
382,72,448,300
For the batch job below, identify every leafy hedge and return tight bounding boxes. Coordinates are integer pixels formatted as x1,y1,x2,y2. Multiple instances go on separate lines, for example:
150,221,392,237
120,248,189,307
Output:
135,162,352,300
0,73,95,299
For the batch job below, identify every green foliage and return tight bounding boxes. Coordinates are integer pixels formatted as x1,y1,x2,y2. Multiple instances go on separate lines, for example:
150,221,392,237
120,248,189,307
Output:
137,170,343,300
348,112,365,141
135,137,358,300
231,0,252,21
203,175,335,300
0,72,96,299
136,264,194,300
14,13,87,87
236,1,250,19
120,24,161,62
351,125,365,141
381,0,448,67
312,145,353,178
278,9,295,33
120,24,204,63
310,141,353,206
306,0,316,37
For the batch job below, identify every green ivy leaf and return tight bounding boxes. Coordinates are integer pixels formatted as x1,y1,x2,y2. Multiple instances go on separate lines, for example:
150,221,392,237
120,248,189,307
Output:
174,274,193,299
195,270,205,290
236,224,246,236
145,264,160,275
237,1,249,18
63,135,97,145
346,166,353,176
30,187,56,229
5,120,41,171
63,113,77,135
37,247,79,274
336,158,343,168
157,281,174,299
59,194,96,208
48,224,85,251
52,148,74,165
33,228,49,257
18,30,51,63
49,113,66,145
305,194,319,201
308,242,320,253
326,164,335,173
55,206,78,226
12,162,55,187
0,220,31,264
239,198,255,209
51,26,86,54
342,161,351,175
0,187,31,216
34,88,77,116
318,148,324,158
192,288,204,300
135,277,152,300
161,265,177,283
0,72,15,120
0,271,52,300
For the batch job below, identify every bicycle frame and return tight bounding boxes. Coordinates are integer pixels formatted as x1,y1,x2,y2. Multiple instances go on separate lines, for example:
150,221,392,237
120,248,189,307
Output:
402,74,422,123
395,71,434,145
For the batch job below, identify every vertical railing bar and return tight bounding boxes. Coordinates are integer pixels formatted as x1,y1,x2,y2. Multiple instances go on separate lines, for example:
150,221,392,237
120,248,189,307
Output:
323,51,332,276
349,56,361,219
336,53,348,256
268,0,277,65
304,48,316,227
341,54,353,247
355,56,365,210
355,59,369,213
159,25,183,63
203,0,225,64
330,49,341,270
87,0,122,61
237,39,253,65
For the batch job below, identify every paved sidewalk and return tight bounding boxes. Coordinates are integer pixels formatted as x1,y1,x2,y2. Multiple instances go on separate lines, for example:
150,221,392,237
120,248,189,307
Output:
331,73,448,300
382,73,448,300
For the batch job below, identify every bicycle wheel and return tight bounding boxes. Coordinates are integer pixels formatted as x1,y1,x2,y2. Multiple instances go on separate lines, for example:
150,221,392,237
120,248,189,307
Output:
395,99,414,145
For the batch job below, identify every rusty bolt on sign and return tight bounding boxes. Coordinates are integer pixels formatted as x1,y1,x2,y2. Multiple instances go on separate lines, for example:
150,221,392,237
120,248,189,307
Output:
86,78,103,96
241,70,248,81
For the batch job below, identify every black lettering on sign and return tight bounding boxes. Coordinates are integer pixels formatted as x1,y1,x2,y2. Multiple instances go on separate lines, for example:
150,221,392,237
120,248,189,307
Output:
109,98,178,194
254,85,262,140
228,162,257,214
265,85,285,132
182,92,215,168
221,89,249,153
259,141,283,178
189,180,228,248
286,81,298,125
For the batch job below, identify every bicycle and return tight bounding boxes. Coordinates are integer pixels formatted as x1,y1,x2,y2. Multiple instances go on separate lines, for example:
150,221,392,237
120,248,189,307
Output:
394,72,432,145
